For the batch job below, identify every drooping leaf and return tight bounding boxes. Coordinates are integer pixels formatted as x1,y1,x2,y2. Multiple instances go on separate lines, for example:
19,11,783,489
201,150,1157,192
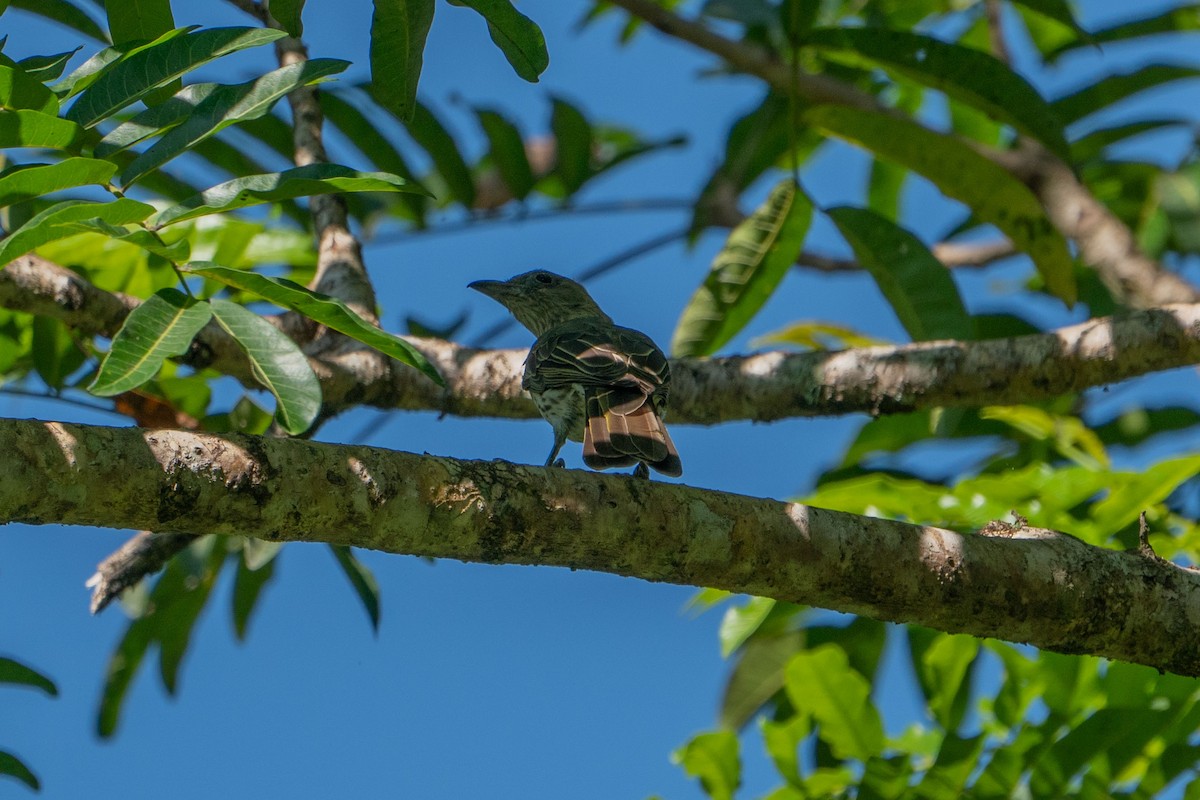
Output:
1051,64,1200,126
0,157,115,207
804,27,1070,161
672,731,741,800
0,108,83,150
104,0,175,46
329,544,382,632
232,541,279,639
454,0,548,82
673,180,813,356
910,629,979,731
183,262,444,386
1048,4,1200,61
720,631,804,730
719,596,778,657
0,657,57,695
153,164,430,227
66,27,287,128
89,288,213,397
8,0,107,44
119,58,349,186
0,751,39,791
16,48,81,82
157,540,224,695
31,314,85,389
550,95,592,195
403,99,476,207
804,104,1076,304
94,83,219,157
370,0,435,121
476,107,535,200
0,63,58,114
784,644,884,761
208,298,322,435
828,206,972,342
0,198,154,265
269,0,306,36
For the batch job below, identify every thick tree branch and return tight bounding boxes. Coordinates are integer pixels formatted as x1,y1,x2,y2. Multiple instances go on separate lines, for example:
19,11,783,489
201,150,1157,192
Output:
604,0,1198,309
5,254,1200,423
5,418,1200,675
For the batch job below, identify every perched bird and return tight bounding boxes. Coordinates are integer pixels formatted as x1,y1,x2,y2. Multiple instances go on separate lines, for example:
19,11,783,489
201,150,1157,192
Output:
469,270,682,478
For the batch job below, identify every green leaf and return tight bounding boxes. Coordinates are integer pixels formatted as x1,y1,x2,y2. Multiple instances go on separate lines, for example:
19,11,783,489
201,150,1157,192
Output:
804,27,1070,161
673,180,813,356
454,0,548,82
804,104,1076,305
53,46,122,100
550,96,592,195
1010,0,1087,37
66,27,287,128
672,731,741,800
0,158,116,208
828,207,972,342
62,218,190,260
232,541,279,639
784,644,884,761
476,107,535,200
17,48,82,82
104,0,174,46
1049,4,1200,61
183,263,445,386
1091,455,1200,535
405,100,475,207
867,157,906,219
912,630,979,731
720,631,804,730
9,0,108,44
330,545,381,632
761,715,809,787
719,596,777,657
1051,64,1200,126
94,83,219,157
152,164,430,227
119,57,349,186
0,657,57,695
89,288,213,396
157,539,223,695
270,0,306,36
0,751,39,791
32,315,85,389
1070,118,1187,163
208,298,321,434
0,198,154,265
370,0,435,122
0,108,83,150
97,605,154,737
0,64,58,114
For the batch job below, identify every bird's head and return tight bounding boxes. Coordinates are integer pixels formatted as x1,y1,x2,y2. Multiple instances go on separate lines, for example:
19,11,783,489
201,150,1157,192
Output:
469,270,611,336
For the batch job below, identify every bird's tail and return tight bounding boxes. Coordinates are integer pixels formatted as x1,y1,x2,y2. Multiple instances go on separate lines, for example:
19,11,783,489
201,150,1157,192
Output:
582,388,682,477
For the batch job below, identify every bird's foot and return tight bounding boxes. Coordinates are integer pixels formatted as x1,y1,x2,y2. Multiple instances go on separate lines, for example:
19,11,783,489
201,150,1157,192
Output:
632,463,650,480
553,458,566,469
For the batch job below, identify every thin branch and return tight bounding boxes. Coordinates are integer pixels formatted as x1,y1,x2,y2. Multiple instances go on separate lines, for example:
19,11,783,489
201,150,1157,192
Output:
604,0,1199,309
86,531,199,613
983,0,1013,66
7,418,1200,676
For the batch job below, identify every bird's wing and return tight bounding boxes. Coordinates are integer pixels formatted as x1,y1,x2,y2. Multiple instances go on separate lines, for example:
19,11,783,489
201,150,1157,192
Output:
523,320,670,396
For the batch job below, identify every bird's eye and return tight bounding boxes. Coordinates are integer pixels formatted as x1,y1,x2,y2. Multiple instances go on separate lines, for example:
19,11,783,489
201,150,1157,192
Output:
535,273,553,284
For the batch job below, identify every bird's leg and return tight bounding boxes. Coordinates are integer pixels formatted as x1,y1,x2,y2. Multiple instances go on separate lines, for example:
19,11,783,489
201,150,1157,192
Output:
545,434,566,468
632,463,650,480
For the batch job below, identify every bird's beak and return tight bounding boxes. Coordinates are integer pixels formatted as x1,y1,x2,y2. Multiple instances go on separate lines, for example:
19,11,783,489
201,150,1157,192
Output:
468,279,509,300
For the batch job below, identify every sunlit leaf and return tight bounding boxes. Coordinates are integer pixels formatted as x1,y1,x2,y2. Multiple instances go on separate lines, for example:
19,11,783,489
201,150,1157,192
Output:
0,63,58,114
153,164,430,227
673,180,813,356
0,198,154,265
672,731,740,800
89,288,213,397
104,0,174,46
62,218,190,260
184,262,444,386
66,27,286,128
0,108,82,150
0,157,115,208
208,298,322,435
120,58,349,186
784,644,883,761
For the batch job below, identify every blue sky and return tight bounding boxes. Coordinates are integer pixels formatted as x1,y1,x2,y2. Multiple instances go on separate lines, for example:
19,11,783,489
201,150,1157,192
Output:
3,0,1200,797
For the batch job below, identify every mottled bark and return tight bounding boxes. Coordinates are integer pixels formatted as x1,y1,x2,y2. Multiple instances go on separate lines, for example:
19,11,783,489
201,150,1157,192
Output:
5,418,1199,675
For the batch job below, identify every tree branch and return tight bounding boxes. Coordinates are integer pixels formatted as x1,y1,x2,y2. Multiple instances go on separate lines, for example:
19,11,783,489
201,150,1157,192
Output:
5,417,1199,675
603,0,1199,309
6,254,1200,424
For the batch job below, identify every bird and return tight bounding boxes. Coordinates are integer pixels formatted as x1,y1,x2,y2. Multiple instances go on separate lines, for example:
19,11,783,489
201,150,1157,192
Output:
469,270,682,478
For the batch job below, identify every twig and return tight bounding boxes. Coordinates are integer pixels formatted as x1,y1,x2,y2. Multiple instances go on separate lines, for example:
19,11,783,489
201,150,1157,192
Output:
87,531,200,613
983,0,1013,66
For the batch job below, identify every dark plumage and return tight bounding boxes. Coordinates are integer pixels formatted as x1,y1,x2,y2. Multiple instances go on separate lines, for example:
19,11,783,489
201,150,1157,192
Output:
469,270,682,477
